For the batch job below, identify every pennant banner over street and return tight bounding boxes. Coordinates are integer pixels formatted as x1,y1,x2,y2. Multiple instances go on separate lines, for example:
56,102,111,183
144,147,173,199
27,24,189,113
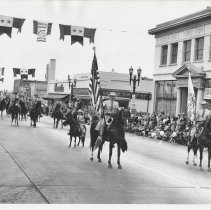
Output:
13,68,35,80
59,24,96,45
0,67,4,83
0,15,25,37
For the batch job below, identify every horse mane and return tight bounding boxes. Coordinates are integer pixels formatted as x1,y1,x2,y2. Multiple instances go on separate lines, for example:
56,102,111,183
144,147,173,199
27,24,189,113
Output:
112,109,124,126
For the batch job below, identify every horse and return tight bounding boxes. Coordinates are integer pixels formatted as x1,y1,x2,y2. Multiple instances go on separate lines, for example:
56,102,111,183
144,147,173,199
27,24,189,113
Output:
19,101,28,121
5,97,11,116
90,109,129,169
198,117,211,172
52,105,64,128
0,98,6,119
63,118,86,148
29,101,42,127
9,101,21,126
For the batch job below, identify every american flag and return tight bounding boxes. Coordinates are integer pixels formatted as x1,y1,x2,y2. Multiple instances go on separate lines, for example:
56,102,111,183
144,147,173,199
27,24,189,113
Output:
89,49,101,112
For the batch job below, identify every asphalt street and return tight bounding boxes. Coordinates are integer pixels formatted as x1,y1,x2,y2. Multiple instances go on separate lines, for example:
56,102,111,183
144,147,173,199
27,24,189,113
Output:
0,114,211,204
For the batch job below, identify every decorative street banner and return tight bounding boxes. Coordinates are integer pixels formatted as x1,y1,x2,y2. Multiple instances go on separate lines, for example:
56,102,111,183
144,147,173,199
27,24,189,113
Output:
0,67,4,83
59,24,96,45
13,68,35,80
33,20,52,42
0,15,25,37
0,67,4,77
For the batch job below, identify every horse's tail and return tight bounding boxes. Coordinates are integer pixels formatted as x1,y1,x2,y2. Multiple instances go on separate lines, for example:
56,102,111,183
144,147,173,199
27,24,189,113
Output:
121,138,128,153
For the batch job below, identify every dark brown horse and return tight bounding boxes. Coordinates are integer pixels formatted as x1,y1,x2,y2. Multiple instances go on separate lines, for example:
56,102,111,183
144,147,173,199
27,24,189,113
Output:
90,109,129,169
19,101,28,121
63,117,86,148
29,101,42,127
9,101,21,126
52,104,64,128
0,98,6,119
198,116,211,172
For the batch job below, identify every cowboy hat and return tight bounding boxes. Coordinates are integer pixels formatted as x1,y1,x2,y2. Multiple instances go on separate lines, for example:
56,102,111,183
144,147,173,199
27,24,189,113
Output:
200,100,207,105
109,92,116,97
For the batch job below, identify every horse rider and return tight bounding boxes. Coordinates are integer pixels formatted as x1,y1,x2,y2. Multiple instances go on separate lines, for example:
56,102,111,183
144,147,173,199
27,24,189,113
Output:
187,100,211,143
194,100,211,137
196,101,211,126
76,109,85,134
95,92,119,144
65,107,72,121
72,107,78,122
51,102,61,117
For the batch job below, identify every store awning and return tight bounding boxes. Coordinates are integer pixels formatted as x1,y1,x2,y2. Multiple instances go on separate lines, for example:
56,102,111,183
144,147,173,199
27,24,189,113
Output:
42,94,69,100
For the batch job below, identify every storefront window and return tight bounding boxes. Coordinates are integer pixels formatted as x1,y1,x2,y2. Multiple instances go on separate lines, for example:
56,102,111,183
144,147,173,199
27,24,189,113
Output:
155,80,177,115
205,79,211,88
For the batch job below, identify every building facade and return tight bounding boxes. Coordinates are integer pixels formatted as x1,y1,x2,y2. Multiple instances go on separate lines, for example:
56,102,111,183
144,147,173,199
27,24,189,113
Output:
13,79,47,101
73,71,153,113
148,6,211,116
44,71,153,113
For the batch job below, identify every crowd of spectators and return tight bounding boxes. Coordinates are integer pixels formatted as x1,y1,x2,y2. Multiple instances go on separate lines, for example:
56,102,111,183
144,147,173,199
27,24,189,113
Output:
125,112,191,145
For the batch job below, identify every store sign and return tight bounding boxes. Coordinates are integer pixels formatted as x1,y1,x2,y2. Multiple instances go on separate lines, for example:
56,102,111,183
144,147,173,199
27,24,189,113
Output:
101,89,151,100
48,81,70,94
73,88,89,95
54,83,64,92
71,88,152,100
204,88,211,99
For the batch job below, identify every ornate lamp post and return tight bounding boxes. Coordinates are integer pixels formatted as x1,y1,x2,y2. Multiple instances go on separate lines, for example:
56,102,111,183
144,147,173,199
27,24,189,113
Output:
129,66,142,113
146,92,151,113
68,75,77,108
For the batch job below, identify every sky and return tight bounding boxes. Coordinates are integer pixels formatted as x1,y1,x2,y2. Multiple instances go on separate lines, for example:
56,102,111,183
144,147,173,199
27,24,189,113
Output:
0,0,211,91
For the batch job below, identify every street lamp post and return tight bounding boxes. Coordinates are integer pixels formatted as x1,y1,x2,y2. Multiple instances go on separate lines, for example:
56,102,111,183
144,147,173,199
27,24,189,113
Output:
146,92,151,113
68,75,77,108
129,66,142,114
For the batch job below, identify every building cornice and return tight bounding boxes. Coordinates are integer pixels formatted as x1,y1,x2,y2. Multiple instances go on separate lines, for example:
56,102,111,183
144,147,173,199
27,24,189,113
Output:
148,7,211,35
